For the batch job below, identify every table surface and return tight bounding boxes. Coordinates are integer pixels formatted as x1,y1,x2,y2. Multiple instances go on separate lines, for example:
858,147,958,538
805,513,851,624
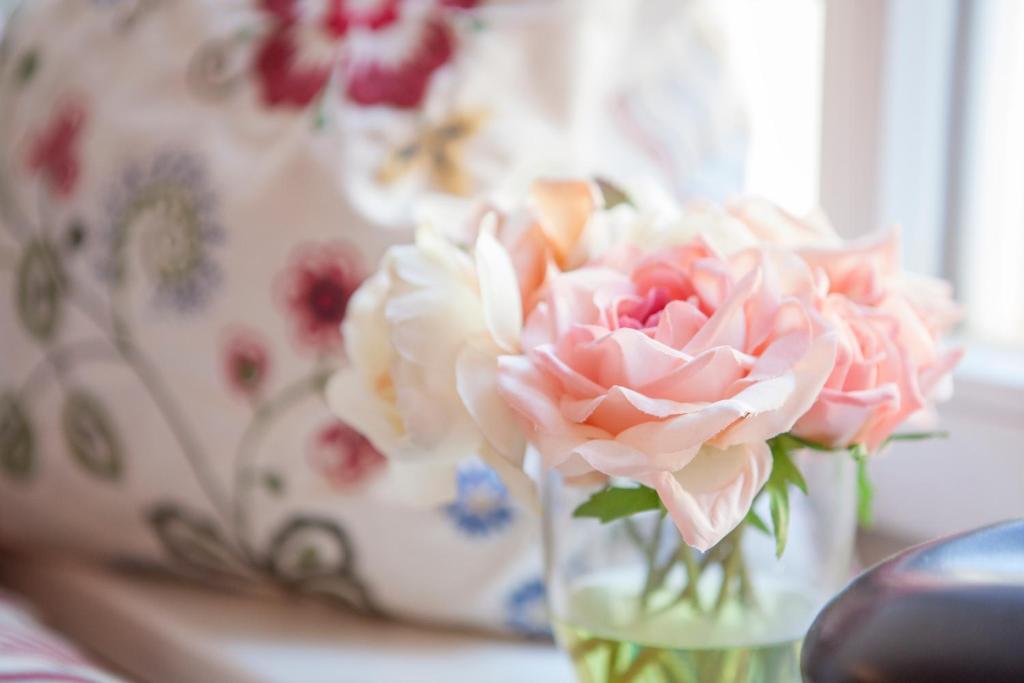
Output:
0,531,915,683
0,556,575,683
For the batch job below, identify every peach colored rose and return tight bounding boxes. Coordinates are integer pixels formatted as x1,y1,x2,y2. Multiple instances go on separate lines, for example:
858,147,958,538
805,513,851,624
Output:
496,239,837,550
792,230,963,450
492,179,601,311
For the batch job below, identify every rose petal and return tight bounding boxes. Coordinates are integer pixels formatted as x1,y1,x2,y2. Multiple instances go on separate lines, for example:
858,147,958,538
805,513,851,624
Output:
640,442,772,551
475,220,523,353
495,354,607,467
573,438,698,478
611,401,751,471
576,327,692,390
640,346,754,403
793,384,901,448
717,331,838,445
561,385,710,436
531,342,606,399
456,344,526,466
653,299,709,348
530,179,598,266
681,267,760,355
326,366,403,460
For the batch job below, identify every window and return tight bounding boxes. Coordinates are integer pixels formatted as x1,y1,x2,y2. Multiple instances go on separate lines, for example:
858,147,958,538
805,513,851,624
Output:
819,0,1024,542
954,0,1024,348
722,0,825,213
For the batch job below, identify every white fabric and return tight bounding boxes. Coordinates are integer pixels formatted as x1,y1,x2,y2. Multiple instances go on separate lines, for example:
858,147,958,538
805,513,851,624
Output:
0,582,126,682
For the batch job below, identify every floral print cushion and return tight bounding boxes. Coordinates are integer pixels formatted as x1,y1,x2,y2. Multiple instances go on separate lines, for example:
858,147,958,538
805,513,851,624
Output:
0,0,745,631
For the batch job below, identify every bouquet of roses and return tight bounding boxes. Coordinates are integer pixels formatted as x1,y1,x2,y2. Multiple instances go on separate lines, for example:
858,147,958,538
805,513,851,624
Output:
327,179,962,559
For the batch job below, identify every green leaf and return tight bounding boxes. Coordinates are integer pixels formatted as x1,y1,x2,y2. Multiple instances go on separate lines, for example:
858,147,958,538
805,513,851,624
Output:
263,471,285,496
0,393,34,480
883,431,949,446
767,480,790,559
763,436,812,558
851,444,874,527
745,507,771,535
771,439,809,494
62,390,123,481
594,177,634,209
16,240,64,341
572,484,662,524
779,433,838,452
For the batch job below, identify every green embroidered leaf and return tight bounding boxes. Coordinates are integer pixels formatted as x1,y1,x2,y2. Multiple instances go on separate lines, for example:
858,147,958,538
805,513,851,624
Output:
0,393,34,480
265,516,381,616
745,507,771,536
268,517,354,580
572,484,663,524
16,240,64,341
295,573,379,617
62,390,123,481
263,471,285,496
851,444,874,528
16,50,39,85
148,504,247,579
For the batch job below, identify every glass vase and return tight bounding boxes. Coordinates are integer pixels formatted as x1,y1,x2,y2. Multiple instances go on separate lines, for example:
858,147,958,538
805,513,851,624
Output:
543,451,857,683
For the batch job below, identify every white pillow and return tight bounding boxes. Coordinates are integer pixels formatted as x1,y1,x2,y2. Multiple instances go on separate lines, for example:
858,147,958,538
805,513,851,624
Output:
0,0,745,630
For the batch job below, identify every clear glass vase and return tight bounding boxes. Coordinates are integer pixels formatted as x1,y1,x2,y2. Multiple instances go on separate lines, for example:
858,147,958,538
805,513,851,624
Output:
543,450,857,683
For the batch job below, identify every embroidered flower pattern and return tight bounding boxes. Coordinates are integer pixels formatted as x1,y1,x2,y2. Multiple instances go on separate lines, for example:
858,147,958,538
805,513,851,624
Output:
100,152,225,313
26,100,87,198
505,578,551,639
376,109,488,194
222,327,271,398
445,462,514,537
253,0,476,110
276,241,364,352
308,420,386,489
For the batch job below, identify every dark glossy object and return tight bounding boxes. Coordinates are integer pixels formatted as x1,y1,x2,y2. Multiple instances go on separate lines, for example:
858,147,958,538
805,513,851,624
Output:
802,520,1024,683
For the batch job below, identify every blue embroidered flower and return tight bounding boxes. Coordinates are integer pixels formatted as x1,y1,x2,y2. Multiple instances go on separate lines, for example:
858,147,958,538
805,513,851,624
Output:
444,463,513,537
99,151,224,314
505,578,552,639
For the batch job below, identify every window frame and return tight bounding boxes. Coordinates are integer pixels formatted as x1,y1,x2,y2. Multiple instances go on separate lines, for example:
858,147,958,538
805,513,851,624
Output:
819,0,1024,542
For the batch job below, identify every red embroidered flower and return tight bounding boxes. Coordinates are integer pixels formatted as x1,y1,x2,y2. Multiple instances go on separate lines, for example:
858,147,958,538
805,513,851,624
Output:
253,0,476,109
308,420,386,489
26,101,86,198
276,241,364,352
222,327,271,397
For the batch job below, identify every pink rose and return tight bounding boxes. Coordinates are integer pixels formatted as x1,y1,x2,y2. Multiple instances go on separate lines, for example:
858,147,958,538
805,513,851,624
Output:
792,231,963,450
496,240,837,550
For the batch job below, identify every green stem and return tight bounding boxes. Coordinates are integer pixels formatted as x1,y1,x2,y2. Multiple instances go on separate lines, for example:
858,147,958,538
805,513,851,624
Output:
617,648,660,683
122,339,233,521
714,524,747,616
680,543,702,609
17,339,119,402
230,369,332,556
628,516,665,610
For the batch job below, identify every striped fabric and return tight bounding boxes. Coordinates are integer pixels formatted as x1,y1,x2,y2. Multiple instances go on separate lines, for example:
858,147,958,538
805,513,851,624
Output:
0,591,124,683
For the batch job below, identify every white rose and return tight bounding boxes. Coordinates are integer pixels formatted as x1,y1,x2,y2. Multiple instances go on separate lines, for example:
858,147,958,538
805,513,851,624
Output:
327,222,532,505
